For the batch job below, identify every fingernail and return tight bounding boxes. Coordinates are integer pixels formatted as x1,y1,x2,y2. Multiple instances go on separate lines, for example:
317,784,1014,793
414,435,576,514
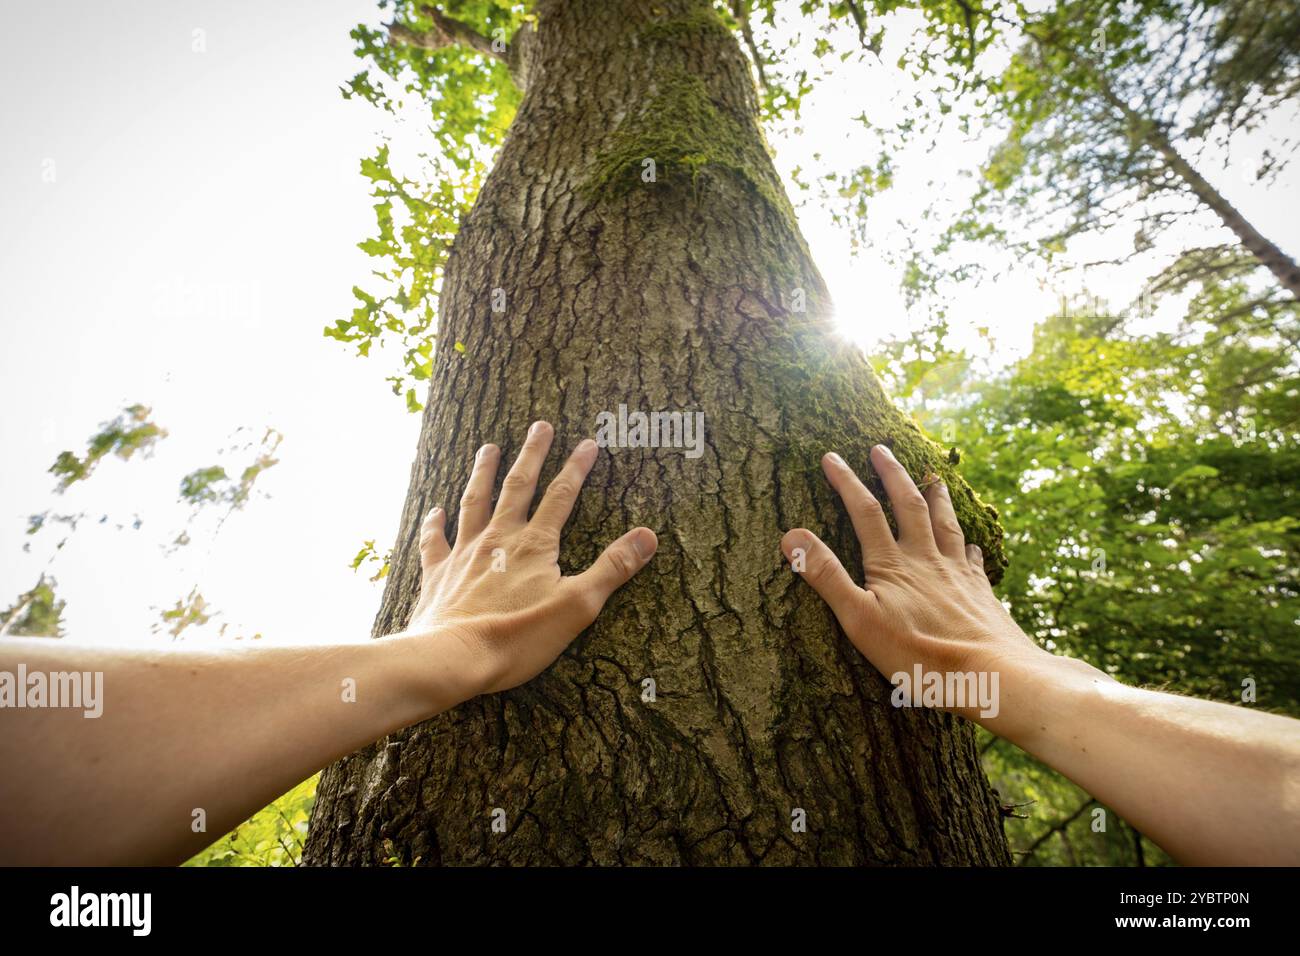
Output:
428,506,442,518
529,420,550,437
781,529,809,557
633,528,657,560
875,444,896,461
478,443,496,459
577,438,597,454
826,452,845,468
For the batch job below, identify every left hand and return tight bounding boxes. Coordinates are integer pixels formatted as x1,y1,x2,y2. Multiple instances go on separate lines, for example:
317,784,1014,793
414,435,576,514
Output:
405,420,658,700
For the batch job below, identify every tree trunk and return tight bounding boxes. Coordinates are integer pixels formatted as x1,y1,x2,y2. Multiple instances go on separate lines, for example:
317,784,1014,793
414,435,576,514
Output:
1152,135,1300,301
305,0,1010,866
1076,46,1300,301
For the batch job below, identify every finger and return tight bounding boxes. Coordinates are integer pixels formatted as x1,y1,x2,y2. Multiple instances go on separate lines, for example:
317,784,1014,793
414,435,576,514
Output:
530,438,598,537
419,506,450,567
965,544,986,576
821,452,898,560
922,476,966,560
869,444,936,550
780,528,866,624
494,420,554,525
570,527,657,614
458,443,500,541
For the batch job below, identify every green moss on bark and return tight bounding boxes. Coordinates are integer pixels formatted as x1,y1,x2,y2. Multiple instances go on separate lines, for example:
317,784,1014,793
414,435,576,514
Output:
584,72,793,224
641,8,731,41
769,327,1008,582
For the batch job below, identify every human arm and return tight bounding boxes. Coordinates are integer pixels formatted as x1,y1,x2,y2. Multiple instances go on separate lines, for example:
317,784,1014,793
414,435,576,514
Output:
781,444,1300,866
0,421,657,865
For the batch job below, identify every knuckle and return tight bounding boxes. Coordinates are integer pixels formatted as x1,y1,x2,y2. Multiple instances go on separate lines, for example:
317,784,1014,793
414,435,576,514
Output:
859,495,884,515
606,545,636,580
935,519,964,540
546,478,578,501
518,527,555,552
807,554,837,583
459,489,484,508
502,471,533,492
899,494,929,514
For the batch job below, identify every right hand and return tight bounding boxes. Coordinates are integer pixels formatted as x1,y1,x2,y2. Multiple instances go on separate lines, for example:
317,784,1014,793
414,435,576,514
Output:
780,444,1047,724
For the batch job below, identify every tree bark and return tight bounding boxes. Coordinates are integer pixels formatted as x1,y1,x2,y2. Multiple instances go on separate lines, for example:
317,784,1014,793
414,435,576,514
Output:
305,0,1011,866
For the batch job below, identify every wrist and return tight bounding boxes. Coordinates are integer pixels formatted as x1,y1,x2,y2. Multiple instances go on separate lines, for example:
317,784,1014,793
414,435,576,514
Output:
972,642,1108,745
384,626,486,720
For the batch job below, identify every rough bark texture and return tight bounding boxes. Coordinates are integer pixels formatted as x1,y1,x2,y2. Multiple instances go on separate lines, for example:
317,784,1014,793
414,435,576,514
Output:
305,0,1011,866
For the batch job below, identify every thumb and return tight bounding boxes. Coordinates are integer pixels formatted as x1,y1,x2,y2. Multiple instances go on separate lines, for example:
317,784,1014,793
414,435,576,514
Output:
781,528,865,624
571,527,658,614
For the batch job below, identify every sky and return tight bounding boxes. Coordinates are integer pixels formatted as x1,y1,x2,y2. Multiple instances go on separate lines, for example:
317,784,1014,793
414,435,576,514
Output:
0,0,1295,646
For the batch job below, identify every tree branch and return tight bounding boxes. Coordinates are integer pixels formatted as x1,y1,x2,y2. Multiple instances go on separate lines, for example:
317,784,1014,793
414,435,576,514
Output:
1016,797,1097,864
731,1,771,95
387,5,534,90
391,6,500,60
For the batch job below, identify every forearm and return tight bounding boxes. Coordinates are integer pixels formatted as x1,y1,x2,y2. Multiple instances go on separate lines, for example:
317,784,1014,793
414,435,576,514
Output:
987,651,1300,865
0,633,468,865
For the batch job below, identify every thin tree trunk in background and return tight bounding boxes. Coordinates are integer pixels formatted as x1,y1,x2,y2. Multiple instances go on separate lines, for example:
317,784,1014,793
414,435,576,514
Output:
1152,136,1300,300
305,0,1010,866
1080,50,1300,300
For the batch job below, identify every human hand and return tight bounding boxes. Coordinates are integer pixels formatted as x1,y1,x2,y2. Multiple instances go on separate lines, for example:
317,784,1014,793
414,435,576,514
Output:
781,444,1050,726
405,421,657,701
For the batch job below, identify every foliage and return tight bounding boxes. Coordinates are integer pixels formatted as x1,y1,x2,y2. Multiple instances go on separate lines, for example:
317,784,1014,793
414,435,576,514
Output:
875,267,1299,863
0,576,66,638
813,0,1300,311
48,404,166,492
351,539,392,581
325,0,525,410
154,588,216,640
177,428,283,513
185,775,319,867
11,411,284,642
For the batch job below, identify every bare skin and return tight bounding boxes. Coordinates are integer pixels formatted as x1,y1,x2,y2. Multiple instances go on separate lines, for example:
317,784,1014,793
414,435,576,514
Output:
0,421,657,865
3,429,1297,866
782,443,1300,866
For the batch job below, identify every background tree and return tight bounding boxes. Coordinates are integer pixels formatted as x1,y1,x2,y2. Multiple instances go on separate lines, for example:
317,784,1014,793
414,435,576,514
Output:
817,0,1300,313
306,0,1011,866
873,278,1299,863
